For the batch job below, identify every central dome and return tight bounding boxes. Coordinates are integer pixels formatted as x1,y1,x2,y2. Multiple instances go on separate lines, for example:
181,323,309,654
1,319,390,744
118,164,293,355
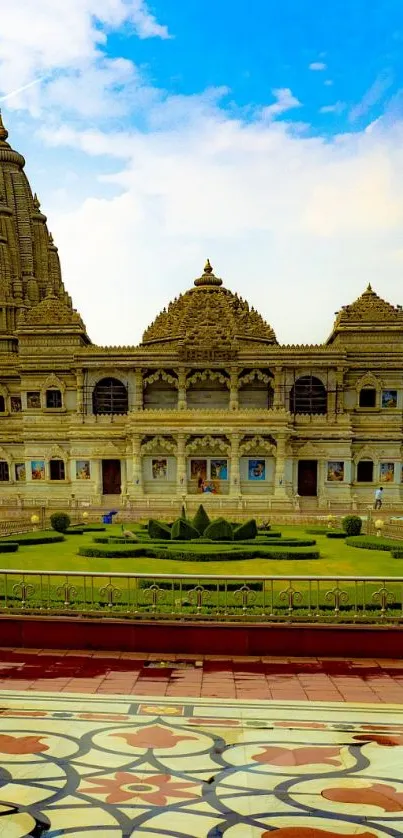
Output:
141,261,277,349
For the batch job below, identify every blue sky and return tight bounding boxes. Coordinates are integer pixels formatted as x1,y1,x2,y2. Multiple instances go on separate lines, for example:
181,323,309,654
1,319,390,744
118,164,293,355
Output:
1,0,403,346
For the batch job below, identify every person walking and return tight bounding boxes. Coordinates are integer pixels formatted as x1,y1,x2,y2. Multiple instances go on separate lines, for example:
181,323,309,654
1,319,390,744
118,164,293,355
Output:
374,487,383,510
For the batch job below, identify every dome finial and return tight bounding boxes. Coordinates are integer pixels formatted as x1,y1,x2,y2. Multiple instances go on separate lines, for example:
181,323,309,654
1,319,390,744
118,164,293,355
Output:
366,283,373,292
194,258,223,287
0,111,9,143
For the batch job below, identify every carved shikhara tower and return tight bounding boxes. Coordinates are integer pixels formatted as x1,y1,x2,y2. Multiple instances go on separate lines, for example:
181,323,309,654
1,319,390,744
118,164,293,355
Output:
1,112,403,512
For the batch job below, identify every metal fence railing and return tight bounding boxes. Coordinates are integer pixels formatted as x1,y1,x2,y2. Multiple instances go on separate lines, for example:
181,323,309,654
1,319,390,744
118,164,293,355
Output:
0,570,402,624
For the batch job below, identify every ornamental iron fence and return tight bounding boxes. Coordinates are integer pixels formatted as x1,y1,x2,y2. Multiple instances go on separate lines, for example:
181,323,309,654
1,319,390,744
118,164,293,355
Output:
0,570,403,624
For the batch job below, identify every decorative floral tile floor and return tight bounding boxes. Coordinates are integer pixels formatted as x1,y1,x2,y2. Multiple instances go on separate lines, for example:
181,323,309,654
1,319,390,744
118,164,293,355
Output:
0,692,403,836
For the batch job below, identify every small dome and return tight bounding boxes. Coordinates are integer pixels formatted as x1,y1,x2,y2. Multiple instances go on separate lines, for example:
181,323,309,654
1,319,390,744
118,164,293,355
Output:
142,261,277,349
19,292,85,328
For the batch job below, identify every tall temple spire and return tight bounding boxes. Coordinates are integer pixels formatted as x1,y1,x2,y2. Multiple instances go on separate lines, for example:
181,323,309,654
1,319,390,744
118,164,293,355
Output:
0,111,8,143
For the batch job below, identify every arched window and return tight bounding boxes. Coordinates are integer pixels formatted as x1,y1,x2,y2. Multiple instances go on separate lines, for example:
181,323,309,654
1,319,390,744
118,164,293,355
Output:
359,387,376,408
0,461,9,481
46,389,62,409
92,378,128,415
49,459,65,481
357,460,373,482
289,376,327,415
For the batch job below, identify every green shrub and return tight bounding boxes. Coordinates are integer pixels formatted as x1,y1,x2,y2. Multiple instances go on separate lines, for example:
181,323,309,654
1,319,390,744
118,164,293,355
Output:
204,518,234,541
234,519,258,541
171,518,199,541
50,512,71,533
2,533,64,545
257,531,282,538
326,531,347,539
192,504,210,535
148,519,171,540
305,527,329,534
0,542,18,552
78,544,319,561
345,535,400,551
342,515,362,536
391,549,403,559
191,537,213,543
66,528,84,535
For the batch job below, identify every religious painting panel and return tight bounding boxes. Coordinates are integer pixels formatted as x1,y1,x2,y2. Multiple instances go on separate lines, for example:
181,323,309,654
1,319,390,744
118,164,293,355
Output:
380,462,394,483
210,459,228,480
27,391,41,409
10,397,21,413
76,460,91,480
327,461,344,482
248,459,266,480
190,460,207,481
15,463,26,482
382,389,398,408
31,460,45,480
152,458,167,480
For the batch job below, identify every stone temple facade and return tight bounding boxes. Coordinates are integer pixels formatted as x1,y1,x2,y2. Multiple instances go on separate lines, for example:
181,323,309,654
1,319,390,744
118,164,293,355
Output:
0,112,403,511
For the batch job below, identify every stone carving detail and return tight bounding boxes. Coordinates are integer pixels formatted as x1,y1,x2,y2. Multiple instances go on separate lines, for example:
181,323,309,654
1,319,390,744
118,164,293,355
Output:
0,446,11,464
42,373,65,393
186,369,230,389
238,369,273,387
356,371,382,392
335,285,403,324
239,435,277,455
141,435,177,454
295,441,327,459
143,370,178,389
186,435,230,454
353,446,379,464
48,445,68,460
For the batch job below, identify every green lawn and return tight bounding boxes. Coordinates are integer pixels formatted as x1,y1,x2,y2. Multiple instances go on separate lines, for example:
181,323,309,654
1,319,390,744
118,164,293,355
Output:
1,524,402,577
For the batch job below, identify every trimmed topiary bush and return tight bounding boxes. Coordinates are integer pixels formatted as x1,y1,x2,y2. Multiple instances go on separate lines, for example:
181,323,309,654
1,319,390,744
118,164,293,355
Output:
0,542,19,552
326,531,347,539
78,544,319,561
346,535,400,551
148,519,171,540
204,518,234,541
171,518,199,540
192,504,210,535
2,533,64,545
50,512,71,533
233,519,258,541
342,515,362,536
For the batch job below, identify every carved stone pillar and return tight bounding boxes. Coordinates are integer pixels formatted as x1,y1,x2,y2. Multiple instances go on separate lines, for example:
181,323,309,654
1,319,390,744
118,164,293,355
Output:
134,369,143,411
76,369,84,414
229,368,239,411
132,434,143,494
274,434,288,497
336,367,345,414
177,367,187,410
176,433,187,495
317,459,327,508
230,434,240,496
272,366,284,410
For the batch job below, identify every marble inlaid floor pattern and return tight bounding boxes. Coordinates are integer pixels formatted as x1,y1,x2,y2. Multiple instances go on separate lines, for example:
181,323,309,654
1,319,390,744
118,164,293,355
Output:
0,692,403,837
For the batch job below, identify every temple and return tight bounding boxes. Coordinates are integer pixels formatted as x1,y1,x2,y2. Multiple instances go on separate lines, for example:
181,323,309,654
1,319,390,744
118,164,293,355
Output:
0,112,403,511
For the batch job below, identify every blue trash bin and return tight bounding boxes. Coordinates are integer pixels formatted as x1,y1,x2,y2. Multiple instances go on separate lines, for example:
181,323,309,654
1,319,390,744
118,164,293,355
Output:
103,514,113,524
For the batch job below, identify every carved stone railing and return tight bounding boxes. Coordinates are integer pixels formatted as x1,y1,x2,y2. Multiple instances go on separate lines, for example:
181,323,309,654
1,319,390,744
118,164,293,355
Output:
0,570,402,624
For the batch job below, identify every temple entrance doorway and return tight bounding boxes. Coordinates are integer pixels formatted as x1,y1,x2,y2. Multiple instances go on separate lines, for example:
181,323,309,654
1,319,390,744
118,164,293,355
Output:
297,460,317,496
102,460,121,495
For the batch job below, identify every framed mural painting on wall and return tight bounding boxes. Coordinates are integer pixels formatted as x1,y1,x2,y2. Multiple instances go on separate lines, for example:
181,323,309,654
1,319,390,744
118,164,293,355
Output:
210,459,228,480
380,462,394,482
327,461,344,482
27,391,41,409
15,463,26,482
76,460,91,480
382,390,397,408
248,459,266,480
152,458,167,480
31,460,45,480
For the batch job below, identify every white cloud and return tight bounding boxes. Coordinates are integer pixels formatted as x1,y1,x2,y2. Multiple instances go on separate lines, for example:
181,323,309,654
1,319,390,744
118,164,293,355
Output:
262,88,301,119
0,0,169,114
349,71,393,122
324,79,333,86
309,62,327,71
29,97,403,348
319,102,345,114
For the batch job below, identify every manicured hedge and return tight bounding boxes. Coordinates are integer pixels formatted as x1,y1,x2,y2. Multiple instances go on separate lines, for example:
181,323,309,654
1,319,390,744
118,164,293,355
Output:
2,533,65,545
171,518,199,541
0,542,19,552
78,544,319,561
345,536,400,551
342,515,362,536
192,504,210,535
391,549,403,559
305,527,330,535
234,519,258,541
148,519,171,540
204,518,234,541
326,531,347,539
66,528,84,535
256,531,282,538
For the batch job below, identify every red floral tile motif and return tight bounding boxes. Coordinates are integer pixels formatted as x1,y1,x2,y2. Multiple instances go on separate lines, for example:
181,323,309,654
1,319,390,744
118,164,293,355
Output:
110,724,196,749
262,829,377,838
354,733,403,746
252,746,342,767
274,721,327,729
82,771,200,805
323,782,403,812
1,710,47,718
79,713,130,721
361,724,403,732
0,734,49,754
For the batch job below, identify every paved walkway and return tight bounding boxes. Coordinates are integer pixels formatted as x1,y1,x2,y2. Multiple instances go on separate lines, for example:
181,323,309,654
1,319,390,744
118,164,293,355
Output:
1,649,403,703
